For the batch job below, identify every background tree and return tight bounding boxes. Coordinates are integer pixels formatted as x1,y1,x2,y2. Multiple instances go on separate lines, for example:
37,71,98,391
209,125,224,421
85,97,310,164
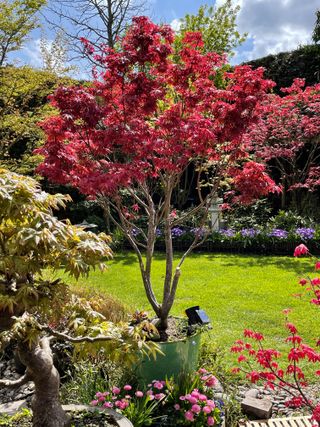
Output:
40,30,74,76
0,168,151,427
45,0,147,63
312,9,320,44
172,0,247,207
0,0,45,66
37,17,280,332
175,0,247,56
243,78,320,214
0,66,72,175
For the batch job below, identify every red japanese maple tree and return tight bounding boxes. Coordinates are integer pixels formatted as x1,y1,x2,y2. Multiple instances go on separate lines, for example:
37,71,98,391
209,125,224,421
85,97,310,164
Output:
231,245,320,425
243,78,320,210
37,17,279,331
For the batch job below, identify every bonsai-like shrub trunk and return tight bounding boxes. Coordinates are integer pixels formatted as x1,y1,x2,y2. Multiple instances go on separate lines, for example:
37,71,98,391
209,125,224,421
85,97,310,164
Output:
18,338,70,427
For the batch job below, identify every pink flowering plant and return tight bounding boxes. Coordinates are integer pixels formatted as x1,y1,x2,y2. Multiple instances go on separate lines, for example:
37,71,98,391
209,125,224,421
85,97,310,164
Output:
91,369,223,426
91,381,168,426
231,244,320,425
167,368,222,426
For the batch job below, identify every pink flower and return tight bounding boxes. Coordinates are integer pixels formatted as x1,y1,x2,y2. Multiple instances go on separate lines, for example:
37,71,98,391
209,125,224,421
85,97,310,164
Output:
124,385,132,391
205,376,216,387
207,416,215,426
191,390,200,399
174,404,180,410
315,261,320,270
155,393,165,400
153,381,164,390
103,402,113,408
170,209,177,218
294,244,309,257
179,395,186,401
203,405,212,414
112,387,121,395
187,396,198,404
185,410,195,421
206,400,215,408
91,400,98,406
135,391,143,398
199,394,207,401
119,401,129,410
199,368,208,374
191,404,201,414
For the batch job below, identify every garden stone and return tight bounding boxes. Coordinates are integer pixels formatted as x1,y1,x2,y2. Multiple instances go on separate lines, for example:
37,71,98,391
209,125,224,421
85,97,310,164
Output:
245,388,259,399
241,396,273,419
0,399,28,415
214,379,224,393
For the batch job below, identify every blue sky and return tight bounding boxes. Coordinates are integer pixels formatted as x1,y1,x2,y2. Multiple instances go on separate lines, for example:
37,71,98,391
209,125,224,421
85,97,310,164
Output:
12,0,319,72
151,0,204,23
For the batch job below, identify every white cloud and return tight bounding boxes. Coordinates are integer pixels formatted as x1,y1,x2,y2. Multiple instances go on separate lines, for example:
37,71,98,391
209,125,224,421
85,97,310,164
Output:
23,38,42,68
231,0,318,62
170,18,181,32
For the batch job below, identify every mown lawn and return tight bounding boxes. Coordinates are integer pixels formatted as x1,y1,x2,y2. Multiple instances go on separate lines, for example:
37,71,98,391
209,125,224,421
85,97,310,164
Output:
56,252,318,367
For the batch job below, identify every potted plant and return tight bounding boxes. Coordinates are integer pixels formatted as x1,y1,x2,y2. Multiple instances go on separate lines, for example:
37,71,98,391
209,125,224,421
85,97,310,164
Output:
37,17,280,378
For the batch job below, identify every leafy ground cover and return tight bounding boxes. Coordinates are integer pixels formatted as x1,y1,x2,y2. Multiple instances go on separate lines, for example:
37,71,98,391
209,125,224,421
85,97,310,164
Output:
55,252,318,368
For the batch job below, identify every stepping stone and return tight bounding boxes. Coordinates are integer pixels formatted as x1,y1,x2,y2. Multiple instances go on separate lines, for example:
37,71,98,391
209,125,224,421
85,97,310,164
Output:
242,396,273,419
0,399,28,415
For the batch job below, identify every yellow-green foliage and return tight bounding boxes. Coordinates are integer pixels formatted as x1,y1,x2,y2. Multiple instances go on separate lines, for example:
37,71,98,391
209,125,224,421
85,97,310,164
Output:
0,66,72,175
0,0,45,65
175,0,247,56
0,168,112,316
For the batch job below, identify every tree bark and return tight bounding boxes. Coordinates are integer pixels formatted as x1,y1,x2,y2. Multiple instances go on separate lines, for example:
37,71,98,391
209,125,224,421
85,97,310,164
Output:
18,338,70,427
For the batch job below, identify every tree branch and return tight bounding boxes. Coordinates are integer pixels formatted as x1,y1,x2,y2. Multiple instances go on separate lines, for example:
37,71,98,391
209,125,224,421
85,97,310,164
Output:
0,373,31,388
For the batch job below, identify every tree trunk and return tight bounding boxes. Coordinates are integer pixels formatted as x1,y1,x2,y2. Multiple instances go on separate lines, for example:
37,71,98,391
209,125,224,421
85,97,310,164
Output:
18,338,70,427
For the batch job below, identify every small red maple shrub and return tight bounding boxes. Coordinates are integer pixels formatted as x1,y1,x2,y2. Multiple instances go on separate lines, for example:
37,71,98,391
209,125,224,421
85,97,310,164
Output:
232,245,320,425
37,16,279,331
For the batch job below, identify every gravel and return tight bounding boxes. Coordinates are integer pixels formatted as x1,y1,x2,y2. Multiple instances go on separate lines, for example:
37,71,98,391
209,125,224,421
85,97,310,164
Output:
237,383,320,418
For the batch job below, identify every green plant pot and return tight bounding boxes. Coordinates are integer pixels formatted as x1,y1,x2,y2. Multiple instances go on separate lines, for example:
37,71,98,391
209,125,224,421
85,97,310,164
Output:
136,332,201,385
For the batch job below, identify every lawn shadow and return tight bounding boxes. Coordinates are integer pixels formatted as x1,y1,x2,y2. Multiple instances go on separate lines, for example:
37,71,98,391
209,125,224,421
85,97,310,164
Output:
112,250,314,275
203,252,313,274
112,251,138,266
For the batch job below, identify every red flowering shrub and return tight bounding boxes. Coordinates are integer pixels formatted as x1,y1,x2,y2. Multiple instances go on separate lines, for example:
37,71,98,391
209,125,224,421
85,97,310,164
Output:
232,245,320,424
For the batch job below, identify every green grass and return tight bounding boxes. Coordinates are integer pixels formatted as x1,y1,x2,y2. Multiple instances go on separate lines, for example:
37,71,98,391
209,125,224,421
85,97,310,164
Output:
57,252,319,368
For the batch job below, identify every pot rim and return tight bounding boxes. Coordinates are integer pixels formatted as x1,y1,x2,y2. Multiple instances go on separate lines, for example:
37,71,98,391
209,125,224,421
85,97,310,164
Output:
62,404,133,427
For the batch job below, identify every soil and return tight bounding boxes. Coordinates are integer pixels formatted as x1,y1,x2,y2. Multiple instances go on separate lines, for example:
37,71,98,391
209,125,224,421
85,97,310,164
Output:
157,316,192,342
2,410,118,427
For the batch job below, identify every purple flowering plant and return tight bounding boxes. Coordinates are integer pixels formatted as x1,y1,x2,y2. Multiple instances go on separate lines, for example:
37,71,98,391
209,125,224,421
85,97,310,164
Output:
240,228,260,238
268,228,288,239
171,227,186,238
219,228,236,238
295,227,315,240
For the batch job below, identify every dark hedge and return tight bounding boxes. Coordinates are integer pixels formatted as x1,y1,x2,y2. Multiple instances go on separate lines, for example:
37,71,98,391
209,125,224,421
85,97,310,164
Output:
245,44,320,93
